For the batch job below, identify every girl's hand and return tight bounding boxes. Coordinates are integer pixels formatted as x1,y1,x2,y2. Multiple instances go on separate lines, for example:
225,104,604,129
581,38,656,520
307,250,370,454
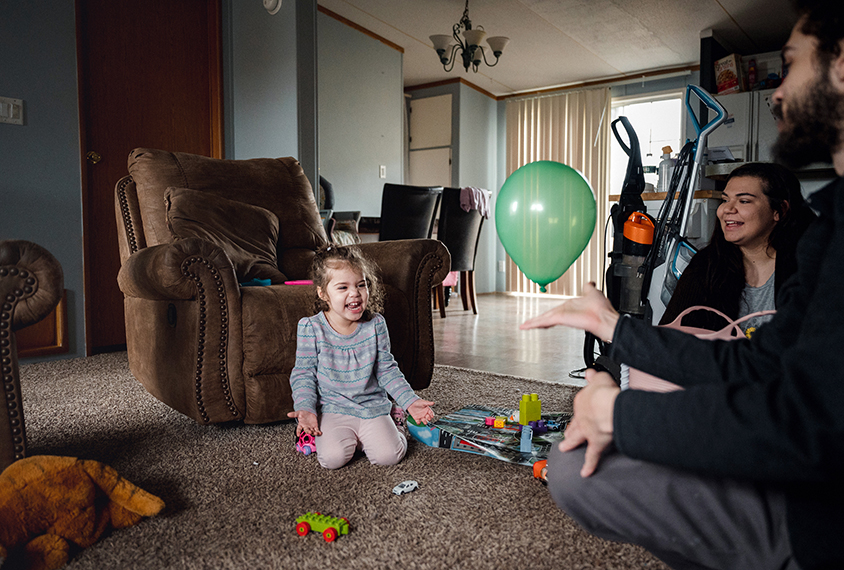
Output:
407,399,436,425
287,410,322,436
520,282,619,342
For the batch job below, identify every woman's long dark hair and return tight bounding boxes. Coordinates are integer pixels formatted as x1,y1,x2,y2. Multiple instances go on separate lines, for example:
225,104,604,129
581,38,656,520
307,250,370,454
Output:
699,162,806,317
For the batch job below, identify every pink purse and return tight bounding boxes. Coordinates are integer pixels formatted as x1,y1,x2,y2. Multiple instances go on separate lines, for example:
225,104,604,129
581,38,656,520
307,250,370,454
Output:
627,306,776,392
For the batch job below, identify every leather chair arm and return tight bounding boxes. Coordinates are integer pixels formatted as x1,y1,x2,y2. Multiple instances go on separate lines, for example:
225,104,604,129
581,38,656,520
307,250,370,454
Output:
0,240,64,331
357,239,450,389
357,239,451,292
118,238,241,302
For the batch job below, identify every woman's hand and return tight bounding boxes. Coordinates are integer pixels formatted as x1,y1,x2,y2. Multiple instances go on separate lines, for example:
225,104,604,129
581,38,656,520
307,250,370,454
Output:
520,282,620,342
407,399,436,425
559,369,619,477
287,410,322,436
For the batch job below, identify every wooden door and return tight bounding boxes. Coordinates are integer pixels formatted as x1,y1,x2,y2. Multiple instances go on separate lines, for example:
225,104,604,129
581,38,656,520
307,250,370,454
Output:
77,0,222,353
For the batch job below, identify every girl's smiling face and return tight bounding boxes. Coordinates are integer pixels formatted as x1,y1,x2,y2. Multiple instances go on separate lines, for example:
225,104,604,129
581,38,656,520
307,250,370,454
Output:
318,262,369,333
717,176,781,250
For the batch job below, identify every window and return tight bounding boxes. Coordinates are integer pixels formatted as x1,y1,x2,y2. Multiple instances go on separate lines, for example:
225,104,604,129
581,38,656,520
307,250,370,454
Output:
610,90,683,195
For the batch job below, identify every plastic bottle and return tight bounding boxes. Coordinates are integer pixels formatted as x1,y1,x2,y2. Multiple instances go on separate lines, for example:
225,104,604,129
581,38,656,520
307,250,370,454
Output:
656,146,676,194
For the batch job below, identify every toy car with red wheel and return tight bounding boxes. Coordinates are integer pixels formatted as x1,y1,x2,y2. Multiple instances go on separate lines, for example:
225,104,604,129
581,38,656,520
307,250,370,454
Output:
295,512,349,542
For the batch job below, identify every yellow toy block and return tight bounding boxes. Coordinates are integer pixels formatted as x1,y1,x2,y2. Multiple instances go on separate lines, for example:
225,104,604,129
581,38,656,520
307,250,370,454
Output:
519,393,541,425
494,417,506,428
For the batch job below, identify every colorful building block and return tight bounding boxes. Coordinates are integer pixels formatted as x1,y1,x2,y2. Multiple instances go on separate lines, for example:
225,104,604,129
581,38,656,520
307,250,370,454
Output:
519,393,541,425
295,512,350,542
520,425,534,453
493,417,506,428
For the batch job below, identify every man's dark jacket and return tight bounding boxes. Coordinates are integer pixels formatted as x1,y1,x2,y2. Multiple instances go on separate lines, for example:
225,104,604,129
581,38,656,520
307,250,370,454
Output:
610,177,844,569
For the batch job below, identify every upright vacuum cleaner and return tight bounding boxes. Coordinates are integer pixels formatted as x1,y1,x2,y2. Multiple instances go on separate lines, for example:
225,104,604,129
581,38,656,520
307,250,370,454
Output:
582,85,727,380
643,85,727,324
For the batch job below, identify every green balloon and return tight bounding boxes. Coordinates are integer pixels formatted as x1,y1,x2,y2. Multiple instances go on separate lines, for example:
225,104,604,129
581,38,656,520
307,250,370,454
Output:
495,161,596,292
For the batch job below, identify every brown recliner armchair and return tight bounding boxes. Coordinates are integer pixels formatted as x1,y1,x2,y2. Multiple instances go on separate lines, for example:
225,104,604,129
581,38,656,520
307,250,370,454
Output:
0,240,64,471
115,148,450,425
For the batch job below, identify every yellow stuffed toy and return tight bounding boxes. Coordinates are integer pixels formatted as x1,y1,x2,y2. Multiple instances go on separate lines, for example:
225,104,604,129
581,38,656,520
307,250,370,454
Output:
0,455,165,570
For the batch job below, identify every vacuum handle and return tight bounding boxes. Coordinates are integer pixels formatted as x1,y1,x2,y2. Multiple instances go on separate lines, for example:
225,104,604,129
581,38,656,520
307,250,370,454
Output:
685,84,727,139
611,116,637,157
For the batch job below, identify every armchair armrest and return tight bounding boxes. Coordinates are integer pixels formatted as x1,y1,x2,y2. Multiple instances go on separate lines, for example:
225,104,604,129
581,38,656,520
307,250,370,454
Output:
117,238,240,301
117,238,246,424
0,239,63,470
357,239,450,389
357,239,450,293
0,240,64,331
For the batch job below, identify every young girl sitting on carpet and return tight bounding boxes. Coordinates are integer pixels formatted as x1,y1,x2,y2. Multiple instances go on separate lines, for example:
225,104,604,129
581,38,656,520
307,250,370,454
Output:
287,244,435,469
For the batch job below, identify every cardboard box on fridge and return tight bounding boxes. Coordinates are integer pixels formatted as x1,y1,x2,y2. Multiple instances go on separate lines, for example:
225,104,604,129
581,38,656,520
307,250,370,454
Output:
715,53,745,94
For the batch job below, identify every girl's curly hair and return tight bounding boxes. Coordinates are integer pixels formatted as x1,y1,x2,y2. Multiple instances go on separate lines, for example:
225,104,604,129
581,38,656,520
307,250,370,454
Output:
309,244,384,319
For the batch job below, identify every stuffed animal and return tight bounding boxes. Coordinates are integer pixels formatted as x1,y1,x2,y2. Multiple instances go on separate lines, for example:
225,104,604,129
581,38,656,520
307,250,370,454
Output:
0,455,165,570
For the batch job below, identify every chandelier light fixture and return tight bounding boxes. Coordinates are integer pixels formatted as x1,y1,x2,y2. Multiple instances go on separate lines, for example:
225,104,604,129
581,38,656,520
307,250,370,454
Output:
429,0,509,73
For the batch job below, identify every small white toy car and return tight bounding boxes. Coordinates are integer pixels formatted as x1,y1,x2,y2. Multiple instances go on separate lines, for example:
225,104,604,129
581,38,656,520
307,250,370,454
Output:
392,480,419,495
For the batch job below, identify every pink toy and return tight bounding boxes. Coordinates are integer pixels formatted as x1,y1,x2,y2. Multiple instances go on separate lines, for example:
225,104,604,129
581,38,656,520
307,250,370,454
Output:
296,432,317,456
391,405,406,428
285,280,314,285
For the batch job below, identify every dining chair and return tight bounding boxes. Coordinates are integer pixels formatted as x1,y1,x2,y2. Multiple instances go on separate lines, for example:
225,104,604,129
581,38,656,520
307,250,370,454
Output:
433,187,485,317
378,184,443,241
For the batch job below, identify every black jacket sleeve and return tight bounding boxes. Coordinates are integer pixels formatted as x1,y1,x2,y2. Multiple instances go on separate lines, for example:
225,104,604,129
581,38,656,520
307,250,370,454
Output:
608,182,844,484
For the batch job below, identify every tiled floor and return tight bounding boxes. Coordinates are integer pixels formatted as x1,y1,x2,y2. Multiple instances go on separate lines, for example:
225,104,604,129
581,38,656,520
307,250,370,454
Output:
432,292,588,386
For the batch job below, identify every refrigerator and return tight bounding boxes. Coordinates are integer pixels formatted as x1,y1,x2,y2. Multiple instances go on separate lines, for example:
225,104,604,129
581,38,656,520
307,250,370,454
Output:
707,88,778,162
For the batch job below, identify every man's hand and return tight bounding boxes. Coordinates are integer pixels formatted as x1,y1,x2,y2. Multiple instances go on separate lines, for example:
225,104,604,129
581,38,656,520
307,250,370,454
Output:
520,282,620,342
287,410,321,436
407,399,436,425
560,369,620,477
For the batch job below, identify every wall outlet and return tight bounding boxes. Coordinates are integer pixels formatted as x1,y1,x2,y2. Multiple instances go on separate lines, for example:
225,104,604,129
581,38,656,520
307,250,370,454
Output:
379,165,386,179
0,96,24,125
498,260,506,273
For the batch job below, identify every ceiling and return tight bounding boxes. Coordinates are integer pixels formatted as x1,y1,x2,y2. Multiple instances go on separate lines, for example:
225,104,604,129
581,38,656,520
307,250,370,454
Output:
316,0,798,98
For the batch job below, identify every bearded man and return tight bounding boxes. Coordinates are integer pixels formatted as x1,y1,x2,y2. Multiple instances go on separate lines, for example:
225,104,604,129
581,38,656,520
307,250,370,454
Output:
520,1,844,568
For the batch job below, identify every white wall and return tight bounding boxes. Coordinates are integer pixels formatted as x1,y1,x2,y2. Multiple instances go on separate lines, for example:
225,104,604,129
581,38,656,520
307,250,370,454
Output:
318,14,404,217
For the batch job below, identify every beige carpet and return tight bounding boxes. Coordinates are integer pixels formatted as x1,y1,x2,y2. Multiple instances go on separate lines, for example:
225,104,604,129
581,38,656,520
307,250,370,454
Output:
18,353,667,570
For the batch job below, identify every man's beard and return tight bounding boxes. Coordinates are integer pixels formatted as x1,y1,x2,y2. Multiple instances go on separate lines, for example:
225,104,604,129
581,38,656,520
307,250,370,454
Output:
772,69,843,169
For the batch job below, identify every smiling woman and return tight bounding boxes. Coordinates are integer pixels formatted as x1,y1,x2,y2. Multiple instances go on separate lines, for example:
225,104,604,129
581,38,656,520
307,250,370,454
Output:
660,162,816,333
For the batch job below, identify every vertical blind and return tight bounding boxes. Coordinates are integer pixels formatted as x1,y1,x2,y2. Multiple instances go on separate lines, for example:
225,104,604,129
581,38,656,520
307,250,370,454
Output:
504,88,611,295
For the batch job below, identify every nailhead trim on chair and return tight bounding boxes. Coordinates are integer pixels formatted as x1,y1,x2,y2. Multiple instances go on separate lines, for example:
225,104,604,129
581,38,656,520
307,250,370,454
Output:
116,177,139,255
181,257,238,423
0,266,36,461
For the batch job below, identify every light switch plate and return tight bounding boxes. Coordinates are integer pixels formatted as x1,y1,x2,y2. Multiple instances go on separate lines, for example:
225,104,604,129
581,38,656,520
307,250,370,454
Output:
379,165,386,179
0,96,24,125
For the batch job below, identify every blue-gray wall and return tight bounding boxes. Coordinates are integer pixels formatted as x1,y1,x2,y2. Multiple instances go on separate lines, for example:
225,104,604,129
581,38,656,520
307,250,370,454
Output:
457,85,499,296
224,0,299,160
317,13,404,217
1,1,407,361
0,1,85,360
404,82,501,294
